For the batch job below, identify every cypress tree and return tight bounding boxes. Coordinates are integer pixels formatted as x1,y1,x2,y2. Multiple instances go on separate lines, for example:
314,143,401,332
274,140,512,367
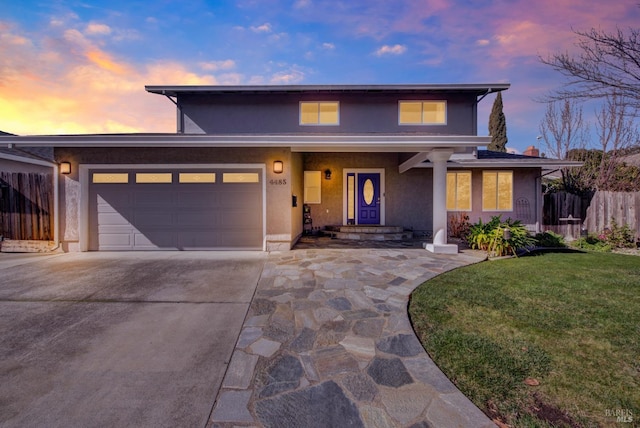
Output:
488,92,508,152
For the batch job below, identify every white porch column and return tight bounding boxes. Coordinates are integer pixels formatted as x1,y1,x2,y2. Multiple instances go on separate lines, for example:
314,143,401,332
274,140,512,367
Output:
425,149,458,254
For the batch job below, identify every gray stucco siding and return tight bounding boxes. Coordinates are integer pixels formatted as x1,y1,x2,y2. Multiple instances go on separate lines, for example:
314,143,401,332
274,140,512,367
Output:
179,93,477,136
54,147,296,251
448,167,541,227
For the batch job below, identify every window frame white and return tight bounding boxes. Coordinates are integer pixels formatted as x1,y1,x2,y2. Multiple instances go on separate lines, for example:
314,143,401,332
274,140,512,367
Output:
398,100,447,125
482,170,514,212
299,101,340,126
446,170,472,211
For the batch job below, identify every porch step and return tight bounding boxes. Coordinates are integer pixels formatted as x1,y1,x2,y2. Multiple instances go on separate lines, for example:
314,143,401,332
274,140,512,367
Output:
337,226,404,234
325,226,413,241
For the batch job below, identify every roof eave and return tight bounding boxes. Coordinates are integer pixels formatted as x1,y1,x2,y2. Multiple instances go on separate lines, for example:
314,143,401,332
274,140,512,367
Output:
0,134,491,152
145,83,511,97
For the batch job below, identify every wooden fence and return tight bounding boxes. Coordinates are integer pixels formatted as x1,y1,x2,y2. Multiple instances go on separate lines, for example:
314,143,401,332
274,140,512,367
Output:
0,172,53,240
584,191,640,237
543,192,591,225
543,190,640,238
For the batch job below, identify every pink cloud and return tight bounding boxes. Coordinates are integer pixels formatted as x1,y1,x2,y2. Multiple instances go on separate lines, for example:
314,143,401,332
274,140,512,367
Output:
0,20,218,135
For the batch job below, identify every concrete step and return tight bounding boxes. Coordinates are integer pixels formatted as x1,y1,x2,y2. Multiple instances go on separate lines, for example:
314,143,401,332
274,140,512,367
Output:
337,226,404,234
331,231,414,241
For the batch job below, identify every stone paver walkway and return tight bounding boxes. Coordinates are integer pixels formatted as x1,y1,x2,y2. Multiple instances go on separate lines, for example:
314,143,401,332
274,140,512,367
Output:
210,240,494,427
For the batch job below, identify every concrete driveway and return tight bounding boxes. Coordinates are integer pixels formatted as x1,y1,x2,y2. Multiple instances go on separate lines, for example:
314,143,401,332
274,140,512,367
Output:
0,251,265,428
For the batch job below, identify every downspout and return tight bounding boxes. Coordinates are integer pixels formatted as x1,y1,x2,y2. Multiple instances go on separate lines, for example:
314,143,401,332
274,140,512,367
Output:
535,173,542,233
52,164,60,251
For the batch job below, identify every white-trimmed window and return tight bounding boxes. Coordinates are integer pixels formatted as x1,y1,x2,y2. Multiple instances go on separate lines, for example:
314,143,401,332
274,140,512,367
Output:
446,171,472,211
303,171,322,204
399,101,446,124
300,101,339,125
482,171,513,211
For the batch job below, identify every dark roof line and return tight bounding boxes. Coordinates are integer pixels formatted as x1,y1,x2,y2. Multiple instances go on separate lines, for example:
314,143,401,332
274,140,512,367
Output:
145,83,510,97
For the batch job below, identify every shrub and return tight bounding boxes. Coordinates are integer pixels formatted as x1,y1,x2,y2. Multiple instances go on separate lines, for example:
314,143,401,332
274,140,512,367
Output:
448,212,470,239
572,218,636,252
601,218,636,249
467,216,536,257
571,235,612,252
534,231,566,248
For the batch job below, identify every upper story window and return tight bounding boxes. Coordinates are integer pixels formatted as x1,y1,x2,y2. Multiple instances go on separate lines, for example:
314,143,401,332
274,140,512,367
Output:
399,101,446,125
300,101,339,125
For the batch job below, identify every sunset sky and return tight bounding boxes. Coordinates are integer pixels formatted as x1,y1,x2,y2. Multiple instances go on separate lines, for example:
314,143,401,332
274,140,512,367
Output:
1,0,638,153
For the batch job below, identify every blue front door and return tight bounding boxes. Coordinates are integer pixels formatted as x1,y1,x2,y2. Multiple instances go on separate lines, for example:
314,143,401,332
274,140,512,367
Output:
357,173,380,224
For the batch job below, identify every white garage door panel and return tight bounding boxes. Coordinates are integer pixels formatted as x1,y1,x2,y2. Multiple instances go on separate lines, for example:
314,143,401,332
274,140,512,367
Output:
102,233,134,247
134,211,175,227
89,168,263,250
220,210,260,225
177,191,219,208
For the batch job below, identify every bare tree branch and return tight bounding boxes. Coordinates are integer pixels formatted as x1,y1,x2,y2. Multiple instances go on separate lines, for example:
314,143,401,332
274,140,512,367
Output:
540,26,640,111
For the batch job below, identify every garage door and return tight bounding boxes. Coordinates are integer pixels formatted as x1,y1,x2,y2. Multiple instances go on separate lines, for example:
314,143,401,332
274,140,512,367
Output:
88,168,263,250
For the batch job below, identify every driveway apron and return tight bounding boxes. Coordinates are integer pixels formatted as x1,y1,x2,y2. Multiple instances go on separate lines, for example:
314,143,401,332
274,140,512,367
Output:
0,251,265,428
211,246,495,428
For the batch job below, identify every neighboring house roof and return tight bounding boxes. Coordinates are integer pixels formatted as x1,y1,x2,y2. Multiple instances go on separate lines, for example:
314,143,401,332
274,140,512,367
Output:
145,83,510,97
0,146,54,163
621,152,640,167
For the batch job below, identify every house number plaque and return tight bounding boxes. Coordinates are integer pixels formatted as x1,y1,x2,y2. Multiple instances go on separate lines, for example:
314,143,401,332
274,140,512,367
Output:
269,179,288,185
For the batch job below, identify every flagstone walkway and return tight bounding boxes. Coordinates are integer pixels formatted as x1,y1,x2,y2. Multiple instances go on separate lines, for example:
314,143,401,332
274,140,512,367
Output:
210,240,494,427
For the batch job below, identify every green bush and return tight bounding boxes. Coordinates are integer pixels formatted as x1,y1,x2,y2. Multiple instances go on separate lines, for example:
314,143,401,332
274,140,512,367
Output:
467,216,536,257
534,231,566,248
571,235,612,252
571,218,636,252
602,218,636,249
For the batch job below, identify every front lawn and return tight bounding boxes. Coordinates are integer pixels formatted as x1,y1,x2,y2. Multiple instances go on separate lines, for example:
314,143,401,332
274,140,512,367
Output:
409,252,639,427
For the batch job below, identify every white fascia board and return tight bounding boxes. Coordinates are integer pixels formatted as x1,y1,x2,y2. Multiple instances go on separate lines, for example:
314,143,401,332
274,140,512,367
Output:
0,134,491,152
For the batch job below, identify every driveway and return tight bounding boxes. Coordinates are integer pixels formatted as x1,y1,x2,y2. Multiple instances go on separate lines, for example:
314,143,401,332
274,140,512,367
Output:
0,251,265,428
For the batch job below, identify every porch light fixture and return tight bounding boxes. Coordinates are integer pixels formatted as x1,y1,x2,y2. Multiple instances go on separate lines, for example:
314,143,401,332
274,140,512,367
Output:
324,169,332,180
273,160,284,174
60,162,71,175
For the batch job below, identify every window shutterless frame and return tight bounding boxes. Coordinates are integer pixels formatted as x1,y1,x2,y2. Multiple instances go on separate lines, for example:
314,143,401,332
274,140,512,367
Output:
482,170,513,211
299,101,340,125
398,100,447,125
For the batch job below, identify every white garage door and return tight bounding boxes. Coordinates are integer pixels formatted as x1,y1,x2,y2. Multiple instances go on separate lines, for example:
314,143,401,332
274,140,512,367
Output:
88,168,263,250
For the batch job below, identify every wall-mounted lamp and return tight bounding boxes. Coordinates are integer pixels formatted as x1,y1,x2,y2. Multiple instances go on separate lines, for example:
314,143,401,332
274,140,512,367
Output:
273,160,284,174
60,162,71,175
324,169,332,180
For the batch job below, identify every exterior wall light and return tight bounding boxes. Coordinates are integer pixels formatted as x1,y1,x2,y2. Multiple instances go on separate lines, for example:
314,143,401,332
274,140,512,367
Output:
60,162,71,174
273,160,284,174
324,169,332,180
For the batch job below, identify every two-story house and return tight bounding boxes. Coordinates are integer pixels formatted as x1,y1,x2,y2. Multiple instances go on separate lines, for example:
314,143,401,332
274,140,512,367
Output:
0,84,578,253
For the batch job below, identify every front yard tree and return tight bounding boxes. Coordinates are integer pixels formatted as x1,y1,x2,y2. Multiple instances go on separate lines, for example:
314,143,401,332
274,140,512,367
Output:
541,25,640,111
539,99,589,192
593,93,640,190
488,92,508,152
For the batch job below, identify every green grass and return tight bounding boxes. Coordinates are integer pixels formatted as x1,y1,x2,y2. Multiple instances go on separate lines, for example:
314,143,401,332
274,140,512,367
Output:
409,252,640,427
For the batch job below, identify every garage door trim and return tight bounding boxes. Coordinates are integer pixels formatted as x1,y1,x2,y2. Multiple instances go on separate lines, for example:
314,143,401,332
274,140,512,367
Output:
79,163,267,251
